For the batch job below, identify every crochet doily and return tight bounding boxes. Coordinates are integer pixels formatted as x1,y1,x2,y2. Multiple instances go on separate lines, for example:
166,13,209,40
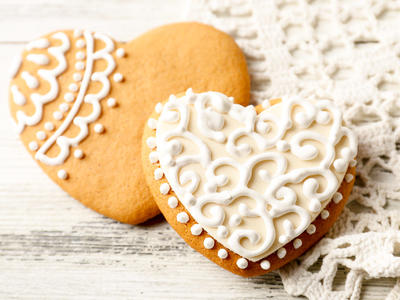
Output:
185,0,400,299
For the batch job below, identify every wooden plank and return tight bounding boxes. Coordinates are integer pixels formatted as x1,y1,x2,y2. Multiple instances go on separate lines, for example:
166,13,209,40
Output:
0,0,187,42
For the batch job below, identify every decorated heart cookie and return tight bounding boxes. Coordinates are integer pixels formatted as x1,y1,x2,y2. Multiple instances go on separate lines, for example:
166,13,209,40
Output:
8,23,250,224
142,90,357,276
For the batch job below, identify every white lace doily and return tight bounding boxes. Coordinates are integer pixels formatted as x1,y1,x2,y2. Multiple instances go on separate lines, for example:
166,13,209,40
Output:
185,0,400,299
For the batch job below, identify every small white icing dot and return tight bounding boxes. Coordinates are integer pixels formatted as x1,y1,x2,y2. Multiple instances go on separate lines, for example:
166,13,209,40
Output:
190,224,202,236
149,151,159,163
218,249,228,259
229,214,242,227
177,212,189,224
168,196,178,208
321,209,330,219
345,173,354,183
333,158,347,173
64,93,75,102
116,48,125,58
73,73,82,82
36,131,46,141
76,39,85,48
146,137,156,149
155,102,163,114
203,237,215,249
57,169,68,180
262,99,271,108
53,111,63,120
107,98,116,107
277,248,287,259
333,192,343,204
236,258,248,269
307,224,316,235
69,83,78,92
154,168,163,180
183,194,196,206
29,141,38,151
75,61,85,70
94,123,104,133
44,122,54,131
74,149,83,159
59,103,69,112
260,260,271,270
276,140,289,152
160,183,170,195
73,29,82,38
217,225,229,238
113,73,123,82
293,238,302,249
147,118,157,129
350,159,357,167
75,51,85,60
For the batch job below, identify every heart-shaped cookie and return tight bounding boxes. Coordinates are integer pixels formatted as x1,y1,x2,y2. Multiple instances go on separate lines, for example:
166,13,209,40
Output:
142,90,357,276
8,23,250,224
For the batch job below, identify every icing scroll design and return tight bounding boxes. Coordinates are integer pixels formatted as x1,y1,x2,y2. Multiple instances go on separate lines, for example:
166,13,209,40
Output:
156,91,358,260
36,31,116,165
16,32,70,133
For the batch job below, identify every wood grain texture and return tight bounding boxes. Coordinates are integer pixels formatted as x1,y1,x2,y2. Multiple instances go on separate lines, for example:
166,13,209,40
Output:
0,0,396,299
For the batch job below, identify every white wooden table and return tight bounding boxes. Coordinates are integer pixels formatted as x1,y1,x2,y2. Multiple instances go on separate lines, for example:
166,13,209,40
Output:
0,1,395,299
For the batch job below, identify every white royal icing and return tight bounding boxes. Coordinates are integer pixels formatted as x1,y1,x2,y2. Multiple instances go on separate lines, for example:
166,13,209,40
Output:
321,210,330,219
260,260,271,270
293,238,302,249
57,169,68,180
107,98,116,107
11,85,26,106
277,248,287,259
21,71,39,89
74,149,84,159
236,258,248,269
116,48,125,58
191,224,203,235
9,56,22,79
154,90,357,261
218,248,228,259
26,38,50,51
44,122,54,131
34,31,117,166
16,32,70,133
113,73,123,82
204,237,215,249
333,192,343,203
168,196,178,208
154,168,163,180
177,212,189,224
94,123,104,133
26,54,50,65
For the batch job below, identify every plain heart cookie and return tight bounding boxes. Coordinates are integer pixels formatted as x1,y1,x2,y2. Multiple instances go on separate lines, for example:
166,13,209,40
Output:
142,90,357,276
8,23,250,224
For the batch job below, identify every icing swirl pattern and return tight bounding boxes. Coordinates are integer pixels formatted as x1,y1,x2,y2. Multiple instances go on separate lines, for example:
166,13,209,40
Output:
11,30,121,171
155,90,357,261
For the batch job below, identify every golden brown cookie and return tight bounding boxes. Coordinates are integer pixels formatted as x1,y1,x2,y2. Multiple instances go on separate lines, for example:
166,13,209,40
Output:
8,23,250,224
142,91,357,276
